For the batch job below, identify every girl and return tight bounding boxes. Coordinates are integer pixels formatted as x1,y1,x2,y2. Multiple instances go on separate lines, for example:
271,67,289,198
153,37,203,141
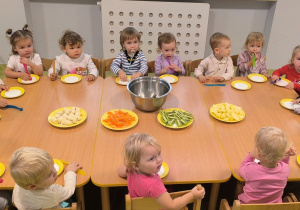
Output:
236,32,269,78
5,24,43,80
155,33,185,76
48,30,98,82
110,27,148,82
118,133,205,209
238,127,296,204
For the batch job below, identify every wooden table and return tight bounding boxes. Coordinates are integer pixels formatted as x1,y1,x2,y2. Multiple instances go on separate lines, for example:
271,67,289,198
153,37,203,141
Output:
0,76,104,210
91,76,231,210
200,77,300,182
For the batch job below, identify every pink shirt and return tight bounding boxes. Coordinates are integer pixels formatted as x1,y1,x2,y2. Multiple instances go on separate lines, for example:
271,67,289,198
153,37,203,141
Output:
127,170,167,199
238,153,290,204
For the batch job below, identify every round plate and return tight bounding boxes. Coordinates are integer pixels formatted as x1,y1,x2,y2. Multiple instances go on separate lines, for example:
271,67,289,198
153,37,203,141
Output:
231,80,251,90
157,108,193,129
48,107,87,128
53,159,64,176
280,99,294,110
275,78,290,87
248,74,267,83
18,74,40,84
210,103,245,123
0,162,5,177
297,155,300,166
1,87,25,98
159,74,178,84
61,74,82,84
101,109,138,130
157,161,169,179
115,76,131,85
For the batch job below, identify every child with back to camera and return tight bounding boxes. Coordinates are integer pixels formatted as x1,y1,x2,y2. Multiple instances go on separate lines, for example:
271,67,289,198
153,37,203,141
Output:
5,24,43,80
48,30,98,82
118,133,205,210
111,27,148,82
236,32,269,78
194,32,234,83
10,147,82,209
238,127,296,204
155,32,185,76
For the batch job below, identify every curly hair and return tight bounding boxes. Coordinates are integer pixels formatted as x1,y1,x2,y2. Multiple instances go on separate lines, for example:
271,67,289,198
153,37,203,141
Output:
59,30,85,48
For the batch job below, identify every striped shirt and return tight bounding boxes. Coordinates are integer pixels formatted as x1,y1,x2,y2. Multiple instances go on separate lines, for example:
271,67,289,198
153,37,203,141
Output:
110,51,148,76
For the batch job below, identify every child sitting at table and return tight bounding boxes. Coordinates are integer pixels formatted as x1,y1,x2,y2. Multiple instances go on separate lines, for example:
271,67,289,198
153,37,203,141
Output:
0,80,9,108
10,147,82,209
272,45,300,94
48,30,98,82
5,24,43,81
110,27,148,82
155,32,185,76
238,127,296,204
195,32,234,83
236,32,269,78
118,133,205,209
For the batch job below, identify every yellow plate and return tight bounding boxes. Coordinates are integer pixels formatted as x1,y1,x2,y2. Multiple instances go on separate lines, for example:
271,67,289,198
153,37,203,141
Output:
53,159,64,176
159,74,178,84
247,74,267,83
18,74,40,84
231,80,251,90
115,76,132,86
0,162,5,177
48,107,87,128
157,108,193,129
210,103,245,123
1,87,25,98
61,74,82,84
280,99,294,110
275,78,290,87
297,155,300,166
101,109,138,130
157,161,169,179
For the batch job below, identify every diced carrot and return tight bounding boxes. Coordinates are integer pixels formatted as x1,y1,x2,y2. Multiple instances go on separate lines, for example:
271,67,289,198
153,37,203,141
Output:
103,110,135,128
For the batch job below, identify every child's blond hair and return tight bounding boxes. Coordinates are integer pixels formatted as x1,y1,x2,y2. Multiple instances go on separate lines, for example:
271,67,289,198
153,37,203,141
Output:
158,33,176,49
290,45,300,66
123,133,161,173
255,127,287,165
59,30,85,48
243,32,264,49
209,32,230,51
9,147,53,189
120,27,141,50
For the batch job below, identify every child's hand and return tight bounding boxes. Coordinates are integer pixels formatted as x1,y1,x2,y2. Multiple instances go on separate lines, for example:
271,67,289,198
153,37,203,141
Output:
198,75,209,83
262,73,271,79
0,99,8,108
271,75,279,83
20,72,32,81
191,185,205,200
292,98,300,104
118,70,127,82
171,64,181,73
285,82,294,90
285,147,296,157
0,84,9,91
213,76,225,82
66,162,82,173
20,57,31,66
50,73,57,81
87,74,96,82
131,72,142,80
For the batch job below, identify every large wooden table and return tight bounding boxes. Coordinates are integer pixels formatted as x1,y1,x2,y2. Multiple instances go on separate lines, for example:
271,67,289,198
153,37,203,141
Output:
200,77,300,181
0,76,103,209
91,76,231,210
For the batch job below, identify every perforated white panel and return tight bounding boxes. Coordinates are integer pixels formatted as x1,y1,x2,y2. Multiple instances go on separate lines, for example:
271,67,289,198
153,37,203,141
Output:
100,0,209,61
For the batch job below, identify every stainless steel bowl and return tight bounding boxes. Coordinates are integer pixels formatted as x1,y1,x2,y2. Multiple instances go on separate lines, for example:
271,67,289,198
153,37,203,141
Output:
127,77,172,112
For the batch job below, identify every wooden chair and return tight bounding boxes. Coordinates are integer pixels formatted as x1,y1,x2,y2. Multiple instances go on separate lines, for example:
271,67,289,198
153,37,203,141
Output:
91,57,102,78
41,58,54,72
188,59,203,77
125,190,201,210
101,58,115,79
230,54,238,67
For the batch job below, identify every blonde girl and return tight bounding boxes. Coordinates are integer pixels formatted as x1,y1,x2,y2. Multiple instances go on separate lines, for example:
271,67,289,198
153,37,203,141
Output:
5,24,43,80
236,32,269,78
118,133,205,209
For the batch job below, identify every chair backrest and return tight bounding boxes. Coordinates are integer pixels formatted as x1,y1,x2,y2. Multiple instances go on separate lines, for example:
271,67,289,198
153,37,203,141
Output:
101,58,115,79
188,59,203,76
126,190,201,210
41,58,54,72
91,57,102,78
231,54,238,67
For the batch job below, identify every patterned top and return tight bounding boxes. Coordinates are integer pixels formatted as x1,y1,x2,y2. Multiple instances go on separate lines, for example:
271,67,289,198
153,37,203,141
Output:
7,54,42,73
154,54,185,76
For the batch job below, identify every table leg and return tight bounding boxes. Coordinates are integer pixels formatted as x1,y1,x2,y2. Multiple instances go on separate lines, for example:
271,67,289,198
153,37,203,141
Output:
208,183,220,210
101,187,110,210
76,186,85,210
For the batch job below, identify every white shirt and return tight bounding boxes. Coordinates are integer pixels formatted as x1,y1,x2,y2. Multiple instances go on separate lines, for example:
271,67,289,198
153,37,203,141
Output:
7,54,42,73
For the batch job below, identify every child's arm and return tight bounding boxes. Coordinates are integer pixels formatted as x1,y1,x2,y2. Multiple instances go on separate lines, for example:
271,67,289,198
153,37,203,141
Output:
20,57,43,76
0,99,8,108
172,56,185,75
271,65,288,82
87,57,98,82
137,52,148,76
238,152,256,180
0,84,9,91
194,59,210,83
5,66,31,80
155,56,169,76
118,164,127,178
216,57,234,82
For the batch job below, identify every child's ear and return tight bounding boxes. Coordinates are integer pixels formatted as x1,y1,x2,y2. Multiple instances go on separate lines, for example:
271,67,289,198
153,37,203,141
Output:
61,46,66,52
26,184,37,190
131,161,139,171
214,47,219,54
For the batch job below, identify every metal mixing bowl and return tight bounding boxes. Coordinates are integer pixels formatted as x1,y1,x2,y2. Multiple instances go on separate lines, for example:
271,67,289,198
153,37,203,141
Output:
127,77,172,112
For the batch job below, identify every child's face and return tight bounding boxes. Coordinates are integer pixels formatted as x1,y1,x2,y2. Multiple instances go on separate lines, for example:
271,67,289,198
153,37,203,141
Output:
122,37,139,55
292,51,300,72
160,41,176,59
247,41,262,54
14,38,33,58
62,42,82,59
215,39,231,58
135,145,163,176
35,165,58,189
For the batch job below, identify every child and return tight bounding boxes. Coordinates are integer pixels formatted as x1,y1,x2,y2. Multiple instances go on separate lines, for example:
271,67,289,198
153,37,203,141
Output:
272,45,300,94
118,133,205,209
111,27,148,82
0,80,9,108
5,24,43,80
155,33,185,76
10,147,82,209
194,32,234,83
48,30,98,82
238,127,296,204
236,32,269,78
